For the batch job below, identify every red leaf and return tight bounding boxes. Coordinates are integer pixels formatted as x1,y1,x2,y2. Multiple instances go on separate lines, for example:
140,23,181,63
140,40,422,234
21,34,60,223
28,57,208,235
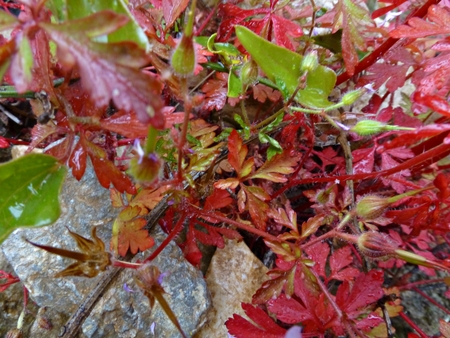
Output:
242,185,270,230
162,0,190,30
226,303,286,338
0,270,20,292
371,0,408,19
335,270,384,318
413,91,450,118
381,124,450,150
217,1,302,51
328,246,359,282
227,130,254,178
68,138,87,181
352,148,374,174
390,5,450,39
204,188,233,210
182,223,203,267
305,241,329,279
41,13,164,127
0,136,10,148
81,134,135,194
252,84,281,103
268,294,312,323
101,110,148,138
200,72,228,112
335,0,374,76
434,173,450,200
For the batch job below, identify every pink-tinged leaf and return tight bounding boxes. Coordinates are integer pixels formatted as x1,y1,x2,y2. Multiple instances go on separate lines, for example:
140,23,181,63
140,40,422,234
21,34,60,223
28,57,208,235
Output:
301,214,325,239
226,303,286,338
253,84,281,103
10,33,33,93
440,319,450,338
200,72,228,111
214,177,240,190
305,241,329,278
101,110,148,138
162,0,190,30
250,149,299,182
329,246,359,282
381,124,450,150
193,224,225,248
41,20,164,127
335,270,384,317
270,14,303,51
352,148,374,174
390,5,450,39
268,294,312,324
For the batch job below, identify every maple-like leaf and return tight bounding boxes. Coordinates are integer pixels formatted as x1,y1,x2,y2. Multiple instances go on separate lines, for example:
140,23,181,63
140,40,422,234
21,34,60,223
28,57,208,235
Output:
217,1,302,51
249,149,298,182
112,205,154,257
200,72,228,112
390,5,450,39
335,270,384,321
226,303,286,338
252,83,281,103
227,129,254,179
40,11,164,127
332,0,374,76
328,246,360,282
241,185,270,230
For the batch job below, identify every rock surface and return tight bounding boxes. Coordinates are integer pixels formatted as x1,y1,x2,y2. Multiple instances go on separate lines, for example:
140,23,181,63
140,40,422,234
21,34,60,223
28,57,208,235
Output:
1,164,210,337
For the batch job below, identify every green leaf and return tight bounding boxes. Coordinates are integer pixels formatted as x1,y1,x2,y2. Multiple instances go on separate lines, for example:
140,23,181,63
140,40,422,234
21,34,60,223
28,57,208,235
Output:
66,0,149,50
235,25,336,108
0,10,18,31
228,66,243,98
17,35,33,84
0,154,67,243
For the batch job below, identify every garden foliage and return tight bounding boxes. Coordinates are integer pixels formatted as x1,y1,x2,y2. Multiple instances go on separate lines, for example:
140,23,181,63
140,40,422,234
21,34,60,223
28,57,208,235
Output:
1,0,450,336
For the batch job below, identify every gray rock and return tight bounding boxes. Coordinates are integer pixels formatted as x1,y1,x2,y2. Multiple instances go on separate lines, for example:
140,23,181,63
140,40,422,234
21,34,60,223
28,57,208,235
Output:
1,163,210,337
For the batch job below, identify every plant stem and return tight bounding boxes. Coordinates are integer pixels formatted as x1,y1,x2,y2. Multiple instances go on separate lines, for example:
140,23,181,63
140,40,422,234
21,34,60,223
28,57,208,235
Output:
0,78,64,98
144,125,158,154
177,78,190,183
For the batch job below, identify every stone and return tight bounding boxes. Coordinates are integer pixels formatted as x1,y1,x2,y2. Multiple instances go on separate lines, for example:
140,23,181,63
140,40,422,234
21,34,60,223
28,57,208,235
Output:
195,239,269,338
1,163,210,337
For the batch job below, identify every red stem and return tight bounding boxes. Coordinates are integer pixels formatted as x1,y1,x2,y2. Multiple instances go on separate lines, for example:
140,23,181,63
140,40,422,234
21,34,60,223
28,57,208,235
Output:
336,0,440,86
144,212,187,263
193,209,283,243
398,311,429,338
273,142,450,198
398,278,447,291
412,286,450,316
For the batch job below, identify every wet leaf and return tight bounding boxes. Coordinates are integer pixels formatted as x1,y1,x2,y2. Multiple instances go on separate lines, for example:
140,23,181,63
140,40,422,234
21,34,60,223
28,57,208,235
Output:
0,154,66,244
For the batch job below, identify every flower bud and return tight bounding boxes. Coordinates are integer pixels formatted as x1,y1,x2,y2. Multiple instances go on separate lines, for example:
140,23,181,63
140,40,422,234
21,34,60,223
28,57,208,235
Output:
357,232,399,259
171,34,196,77
350,120,387,136
300,51,319,72
129,152,163,184
341,88,365,105
240,59,258,87
355,195,390,220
